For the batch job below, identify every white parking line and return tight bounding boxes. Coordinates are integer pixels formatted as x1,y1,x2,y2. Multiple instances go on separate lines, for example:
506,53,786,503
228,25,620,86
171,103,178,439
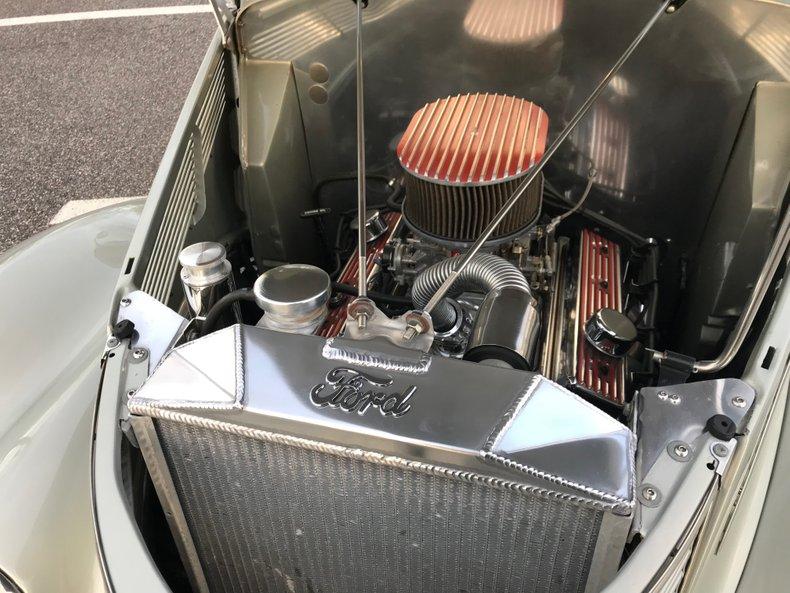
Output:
0,5,212,28
50,197,145,224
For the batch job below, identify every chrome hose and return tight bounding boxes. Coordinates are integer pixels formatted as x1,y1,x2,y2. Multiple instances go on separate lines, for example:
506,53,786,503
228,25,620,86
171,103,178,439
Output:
412,254,530,330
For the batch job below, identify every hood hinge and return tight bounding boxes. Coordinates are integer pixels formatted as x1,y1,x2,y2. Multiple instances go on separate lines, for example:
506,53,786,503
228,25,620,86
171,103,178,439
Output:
209,0,239,50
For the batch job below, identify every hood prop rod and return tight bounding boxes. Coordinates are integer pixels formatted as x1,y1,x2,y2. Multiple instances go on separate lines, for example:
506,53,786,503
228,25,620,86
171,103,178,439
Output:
349,0,371,330
415,0,675,338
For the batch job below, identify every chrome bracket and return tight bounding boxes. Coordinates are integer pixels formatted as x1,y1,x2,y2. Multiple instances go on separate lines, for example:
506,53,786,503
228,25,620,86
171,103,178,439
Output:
344,302,435,352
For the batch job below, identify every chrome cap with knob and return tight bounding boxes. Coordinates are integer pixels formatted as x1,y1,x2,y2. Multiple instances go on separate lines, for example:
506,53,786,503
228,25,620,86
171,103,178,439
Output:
584,308,637,358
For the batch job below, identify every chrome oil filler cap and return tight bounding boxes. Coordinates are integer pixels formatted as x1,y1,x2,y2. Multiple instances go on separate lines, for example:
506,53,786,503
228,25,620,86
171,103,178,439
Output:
584,307,637,358
254,264,331,335
349,209,388,243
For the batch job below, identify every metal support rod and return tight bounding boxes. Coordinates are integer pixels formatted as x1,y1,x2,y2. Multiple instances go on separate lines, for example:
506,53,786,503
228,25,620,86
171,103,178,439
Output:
421,0,672,318
694,206,790,374
355,0,367,302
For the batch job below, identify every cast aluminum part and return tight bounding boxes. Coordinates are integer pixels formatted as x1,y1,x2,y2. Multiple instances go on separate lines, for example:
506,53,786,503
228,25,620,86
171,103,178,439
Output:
178,242,233,318
411,253,530,331
253,264,331,335
692,205,790,373
382,238,446,285
418,0,674,329
465,286,541,370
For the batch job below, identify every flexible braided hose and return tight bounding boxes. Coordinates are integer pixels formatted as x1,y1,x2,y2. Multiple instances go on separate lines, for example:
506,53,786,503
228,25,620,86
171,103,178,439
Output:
412,254,530,330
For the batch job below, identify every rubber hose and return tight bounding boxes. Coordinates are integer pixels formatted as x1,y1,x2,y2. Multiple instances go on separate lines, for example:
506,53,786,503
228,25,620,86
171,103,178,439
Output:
200,289,257,336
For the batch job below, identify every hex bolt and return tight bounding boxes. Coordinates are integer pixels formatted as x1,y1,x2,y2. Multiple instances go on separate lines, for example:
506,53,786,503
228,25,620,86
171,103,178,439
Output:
642,486,658,501
674,443,689,458
732,396,746,408
669,393,681,405
106,337,120,349
712,443,729,458
120,297,132,307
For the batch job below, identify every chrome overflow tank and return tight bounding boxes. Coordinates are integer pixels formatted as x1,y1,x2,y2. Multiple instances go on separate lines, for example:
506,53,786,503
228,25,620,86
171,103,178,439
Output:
178,241,233,318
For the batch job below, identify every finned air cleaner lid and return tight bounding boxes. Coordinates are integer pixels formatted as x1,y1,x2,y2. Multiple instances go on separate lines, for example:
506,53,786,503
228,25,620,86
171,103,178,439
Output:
396,93,549,186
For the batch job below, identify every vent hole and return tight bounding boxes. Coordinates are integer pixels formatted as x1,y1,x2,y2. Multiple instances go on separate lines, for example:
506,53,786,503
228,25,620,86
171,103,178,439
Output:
761,346,776,370
124,257,135,275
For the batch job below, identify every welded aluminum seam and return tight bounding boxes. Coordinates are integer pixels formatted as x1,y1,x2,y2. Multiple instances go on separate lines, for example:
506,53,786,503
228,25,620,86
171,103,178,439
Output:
481,375,635,510
128,325,245,412
321,337,432,375
479,451,632,512
482,374,542,452
132,406,626,513
234,324,245,405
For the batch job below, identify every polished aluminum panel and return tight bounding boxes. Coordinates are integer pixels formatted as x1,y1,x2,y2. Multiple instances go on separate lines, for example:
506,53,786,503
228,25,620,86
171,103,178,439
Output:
116,289,189,370
129,323,635,511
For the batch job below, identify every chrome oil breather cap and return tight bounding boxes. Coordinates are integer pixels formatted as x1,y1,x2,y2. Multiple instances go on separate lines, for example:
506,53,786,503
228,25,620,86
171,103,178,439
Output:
584,308,637,358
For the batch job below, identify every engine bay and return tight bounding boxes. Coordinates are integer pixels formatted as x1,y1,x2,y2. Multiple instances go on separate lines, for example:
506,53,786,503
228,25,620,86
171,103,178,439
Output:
99,2,790,592
172,91,662,421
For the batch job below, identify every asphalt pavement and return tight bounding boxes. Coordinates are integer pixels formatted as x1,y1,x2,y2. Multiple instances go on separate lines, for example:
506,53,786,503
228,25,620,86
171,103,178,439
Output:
0,1,216,253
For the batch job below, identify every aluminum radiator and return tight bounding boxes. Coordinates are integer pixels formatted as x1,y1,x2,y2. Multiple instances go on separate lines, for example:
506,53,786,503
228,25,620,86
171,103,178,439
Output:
129,325,635,593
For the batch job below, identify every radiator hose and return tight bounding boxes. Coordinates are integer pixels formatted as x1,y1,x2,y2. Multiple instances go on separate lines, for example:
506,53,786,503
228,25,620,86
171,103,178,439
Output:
411,254,530,331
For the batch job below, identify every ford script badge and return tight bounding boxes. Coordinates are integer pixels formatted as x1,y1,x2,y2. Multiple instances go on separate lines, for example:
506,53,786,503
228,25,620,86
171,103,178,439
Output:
310,367,416,417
